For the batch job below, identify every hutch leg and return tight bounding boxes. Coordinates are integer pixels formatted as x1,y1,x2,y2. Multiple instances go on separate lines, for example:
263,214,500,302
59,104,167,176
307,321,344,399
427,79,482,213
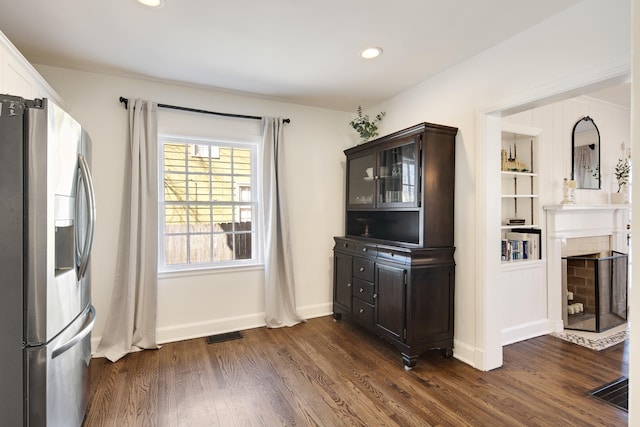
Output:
402,353,418,370
441,348,454,359
332,312,342,321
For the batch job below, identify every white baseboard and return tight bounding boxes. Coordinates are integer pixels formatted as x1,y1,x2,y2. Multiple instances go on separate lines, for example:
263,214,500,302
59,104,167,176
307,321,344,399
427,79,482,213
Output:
297,302,333,320
157,313,266,345
451,338,476,368
91,302,334,356
501,319,555,346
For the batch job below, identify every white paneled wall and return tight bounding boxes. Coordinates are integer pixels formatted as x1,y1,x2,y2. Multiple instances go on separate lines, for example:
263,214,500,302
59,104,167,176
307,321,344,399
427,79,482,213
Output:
504,95,631,207
499,261,548,345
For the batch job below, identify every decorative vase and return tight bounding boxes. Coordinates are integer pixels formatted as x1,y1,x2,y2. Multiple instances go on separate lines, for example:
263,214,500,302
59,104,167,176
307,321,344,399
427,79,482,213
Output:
611,187,629,204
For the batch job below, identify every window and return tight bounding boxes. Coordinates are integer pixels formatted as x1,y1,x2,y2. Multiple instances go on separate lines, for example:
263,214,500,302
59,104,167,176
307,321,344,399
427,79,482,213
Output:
159,137,259,270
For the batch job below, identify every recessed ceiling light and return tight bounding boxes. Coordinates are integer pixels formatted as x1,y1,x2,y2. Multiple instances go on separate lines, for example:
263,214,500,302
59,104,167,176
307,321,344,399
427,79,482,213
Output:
361,47,383,59
137,0,165,7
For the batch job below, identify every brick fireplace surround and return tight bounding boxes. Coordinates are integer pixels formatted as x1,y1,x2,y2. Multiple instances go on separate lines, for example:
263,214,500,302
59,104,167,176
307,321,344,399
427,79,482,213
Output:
544,205,630,332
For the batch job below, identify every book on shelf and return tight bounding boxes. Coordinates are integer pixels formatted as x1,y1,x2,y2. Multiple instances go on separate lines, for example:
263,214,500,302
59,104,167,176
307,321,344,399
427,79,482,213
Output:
501,228,541,262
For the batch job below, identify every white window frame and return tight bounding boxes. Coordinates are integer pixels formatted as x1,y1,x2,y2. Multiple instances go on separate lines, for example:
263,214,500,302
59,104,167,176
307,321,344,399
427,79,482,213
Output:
158,135,261,272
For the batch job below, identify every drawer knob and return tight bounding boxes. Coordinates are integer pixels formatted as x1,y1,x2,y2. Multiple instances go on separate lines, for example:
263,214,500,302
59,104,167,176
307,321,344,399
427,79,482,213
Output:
362,248,367,252
359,308,364,314
347,282,352,287
359,267,365,272
373,293,377,299
359,287,364,293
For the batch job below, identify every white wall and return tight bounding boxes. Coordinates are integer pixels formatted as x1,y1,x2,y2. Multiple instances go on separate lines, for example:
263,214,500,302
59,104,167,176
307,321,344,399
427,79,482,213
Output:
34,65,353,348
367,0,631,370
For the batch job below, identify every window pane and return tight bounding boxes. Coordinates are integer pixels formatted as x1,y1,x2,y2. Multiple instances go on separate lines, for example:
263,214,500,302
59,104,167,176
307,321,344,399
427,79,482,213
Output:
187,144,211,174
236,179,252,201
233,148,252,174
189,206,212,232
212,178,234,202
164,173,187,202
188,178,211,202
214,206,235,230
234,232,252,260
212,233,233,261
212,147,233,175
165,205,187,230
165,235,187,265
189,234,212,263
164,143,187,172
239,206,252,223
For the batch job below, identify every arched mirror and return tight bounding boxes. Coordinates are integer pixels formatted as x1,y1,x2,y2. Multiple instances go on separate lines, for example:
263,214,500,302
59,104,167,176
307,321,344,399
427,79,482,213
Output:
572,116,601,189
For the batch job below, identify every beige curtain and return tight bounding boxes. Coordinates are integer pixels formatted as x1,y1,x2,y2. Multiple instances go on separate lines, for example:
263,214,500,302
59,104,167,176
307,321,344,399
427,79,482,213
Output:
261,117,304,327
95,99,159,362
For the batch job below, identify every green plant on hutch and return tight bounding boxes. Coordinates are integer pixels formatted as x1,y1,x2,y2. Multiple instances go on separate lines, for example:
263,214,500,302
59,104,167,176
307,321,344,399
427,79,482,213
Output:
349,105,386,141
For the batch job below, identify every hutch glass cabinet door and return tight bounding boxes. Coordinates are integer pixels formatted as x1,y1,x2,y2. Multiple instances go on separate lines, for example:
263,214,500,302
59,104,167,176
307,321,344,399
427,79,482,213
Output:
347,154,375,207
378,139,418,207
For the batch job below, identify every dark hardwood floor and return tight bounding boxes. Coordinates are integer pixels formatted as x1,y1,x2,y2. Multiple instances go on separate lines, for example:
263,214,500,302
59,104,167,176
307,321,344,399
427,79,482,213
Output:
85,316,628,426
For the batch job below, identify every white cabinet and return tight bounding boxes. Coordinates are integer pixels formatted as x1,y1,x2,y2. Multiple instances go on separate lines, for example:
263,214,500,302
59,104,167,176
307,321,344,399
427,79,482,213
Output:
3,52,34,98
0,30,60,101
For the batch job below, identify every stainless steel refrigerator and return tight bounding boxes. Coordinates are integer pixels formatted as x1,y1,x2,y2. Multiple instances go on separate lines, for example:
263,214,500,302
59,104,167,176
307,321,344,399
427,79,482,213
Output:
0,95,96,426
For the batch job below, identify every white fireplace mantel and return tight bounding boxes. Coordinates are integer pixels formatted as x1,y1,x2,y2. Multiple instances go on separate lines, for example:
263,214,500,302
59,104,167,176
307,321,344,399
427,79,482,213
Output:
544,204,631,331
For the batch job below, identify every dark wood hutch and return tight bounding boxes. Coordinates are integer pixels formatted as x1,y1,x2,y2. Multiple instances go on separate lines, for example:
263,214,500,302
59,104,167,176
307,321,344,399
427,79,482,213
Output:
333,122,457,369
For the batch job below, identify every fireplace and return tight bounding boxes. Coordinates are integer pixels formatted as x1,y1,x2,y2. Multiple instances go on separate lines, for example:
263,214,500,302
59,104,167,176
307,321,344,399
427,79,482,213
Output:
563,250,628,332
544,205,630,332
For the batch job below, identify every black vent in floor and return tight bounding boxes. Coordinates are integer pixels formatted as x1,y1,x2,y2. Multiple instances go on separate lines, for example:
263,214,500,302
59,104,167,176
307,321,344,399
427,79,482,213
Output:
589,377,628,412
206,331,243,344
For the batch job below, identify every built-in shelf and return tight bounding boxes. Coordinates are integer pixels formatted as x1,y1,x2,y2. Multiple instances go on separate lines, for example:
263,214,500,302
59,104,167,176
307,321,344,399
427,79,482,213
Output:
501,194,538,198
500,124,542,263
501,171,536,177
501,224,540,230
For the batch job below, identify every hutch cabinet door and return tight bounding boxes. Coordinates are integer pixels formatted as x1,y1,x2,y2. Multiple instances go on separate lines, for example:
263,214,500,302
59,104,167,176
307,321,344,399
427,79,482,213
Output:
333,252,353,313
375,263,406,340
347,153,375,208
377,137,420,208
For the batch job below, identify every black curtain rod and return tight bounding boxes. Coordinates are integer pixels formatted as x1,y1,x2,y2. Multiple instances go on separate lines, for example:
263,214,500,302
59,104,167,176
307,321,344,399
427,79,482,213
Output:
119,97,290,123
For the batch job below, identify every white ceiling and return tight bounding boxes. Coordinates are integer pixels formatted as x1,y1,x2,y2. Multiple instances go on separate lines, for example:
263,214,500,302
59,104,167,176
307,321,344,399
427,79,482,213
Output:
2,0,629,111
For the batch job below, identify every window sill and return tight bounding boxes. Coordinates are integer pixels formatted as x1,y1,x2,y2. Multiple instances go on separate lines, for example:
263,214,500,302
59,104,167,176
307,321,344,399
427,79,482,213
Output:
158,263,264,279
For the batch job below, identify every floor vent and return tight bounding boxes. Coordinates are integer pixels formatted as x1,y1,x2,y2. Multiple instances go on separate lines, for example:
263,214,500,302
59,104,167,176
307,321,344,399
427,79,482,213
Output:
206,331,243,344
589,377,628,412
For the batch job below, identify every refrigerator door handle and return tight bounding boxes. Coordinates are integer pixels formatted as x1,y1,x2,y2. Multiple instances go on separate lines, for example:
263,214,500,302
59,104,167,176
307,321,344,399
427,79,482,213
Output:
76,153,96,280
52,305,96,359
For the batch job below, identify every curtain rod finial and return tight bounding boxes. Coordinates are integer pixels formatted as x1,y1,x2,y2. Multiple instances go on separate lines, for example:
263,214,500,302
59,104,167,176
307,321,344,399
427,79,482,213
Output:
119,97,129,109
